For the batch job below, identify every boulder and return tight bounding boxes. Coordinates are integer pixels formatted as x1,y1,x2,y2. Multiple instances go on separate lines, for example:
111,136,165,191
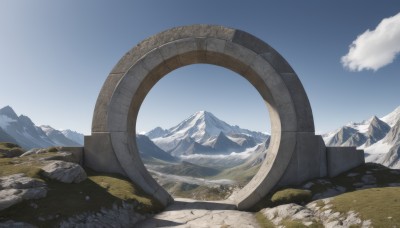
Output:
41,161,87,183
0,173,46,190
20,148,48,157
0,220,36,228
0,147,24,158
40,151,80,164
0,173,47,211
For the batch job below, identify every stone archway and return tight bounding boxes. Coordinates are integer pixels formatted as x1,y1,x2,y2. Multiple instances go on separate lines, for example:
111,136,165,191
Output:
84,25,363,210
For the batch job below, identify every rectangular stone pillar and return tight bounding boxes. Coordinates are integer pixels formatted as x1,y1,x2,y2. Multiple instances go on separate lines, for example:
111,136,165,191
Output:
84,133,126,176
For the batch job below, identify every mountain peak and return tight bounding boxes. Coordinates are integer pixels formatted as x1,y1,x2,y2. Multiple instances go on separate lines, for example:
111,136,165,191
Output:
193,110,214,119
0,106,18,120
381,106,400,127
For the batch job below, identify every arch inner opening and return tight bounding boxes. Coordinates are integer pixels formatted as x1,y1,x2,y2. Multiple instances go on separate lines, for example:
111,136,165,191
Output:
136,64,271,201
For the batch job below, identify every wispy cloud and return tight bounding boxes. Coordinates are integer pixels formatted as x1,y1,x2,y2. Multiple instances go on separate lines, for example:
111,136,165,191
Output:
341,12,400,71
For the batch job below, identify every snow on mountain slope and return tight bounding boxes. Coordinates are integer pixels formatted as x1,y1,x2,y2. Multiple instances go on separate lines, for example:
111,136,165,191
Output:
160,111,268,144
145,127,169,139
323,106,400,169
180,142,264,169
151,111,269,155
61,129,84,145
40,125,82,146
0,106,84,149
381,106,400,127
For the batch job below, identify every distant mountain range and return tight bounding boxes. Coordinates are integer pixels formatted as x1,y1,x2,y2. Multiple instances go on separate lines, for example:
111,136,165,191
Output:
0,106,84,149
323,106,400,169
145,111,269,157
137,111,271,196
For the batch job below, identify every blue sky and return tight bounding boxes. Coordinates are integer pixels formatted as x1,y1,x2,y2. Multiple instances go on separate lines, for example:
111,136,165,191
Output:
0,1,399,134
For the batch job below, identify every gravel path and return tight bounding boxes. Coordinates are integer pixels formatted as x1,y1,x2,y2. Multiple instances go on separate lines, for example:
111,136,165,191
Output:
137,198,260,228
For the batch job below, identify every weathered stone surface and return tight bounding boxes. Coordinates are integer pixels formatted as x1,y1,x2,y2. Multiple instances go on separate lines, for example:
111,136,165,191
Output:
0,148,24,158
261,201,371,227
0,220,36,228
40,151,78,164
137,198,259,228
41,161,87,183
0,174,47,211
59,201,145,228
0,173,45,190
327,147,365,177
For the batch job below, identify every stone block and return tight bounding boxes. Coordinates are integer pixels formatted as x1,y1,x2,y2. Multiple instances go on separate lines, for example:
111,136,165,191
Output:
326,147,365,177
277,133,327,187
58,147,84,165
232,30,273,54
280,73,315,132
83,134,126,176
91,73,124,132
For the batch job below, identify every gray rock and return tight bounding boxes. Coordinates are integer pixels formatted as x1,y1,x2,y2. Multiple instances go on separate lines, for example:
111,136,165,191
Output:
0,187,47,211
41,161,87,183
0,173,46,190
39,152,77,163
59,202,145,228
0,173,47,211
361,175,376,185
261,203,314,225
0,220,36,228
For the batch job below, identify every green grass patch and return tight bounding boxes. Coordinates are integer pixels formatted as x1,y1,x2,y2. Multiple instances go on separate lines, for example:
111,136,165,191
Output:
158,161,221,178
255,212,275,228
0,156,164,227
330,187,400,227
46,147,59,153
271,188,312,205
165,182,233,201
214,163,261,187
0,142,20,150
0,142,24,158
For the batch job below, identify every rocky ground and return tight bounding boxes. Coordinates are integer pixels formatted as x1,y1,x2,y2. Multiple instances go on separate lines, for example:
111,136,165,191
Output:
1,142,400,227
0,143,161,227
137,198,259,228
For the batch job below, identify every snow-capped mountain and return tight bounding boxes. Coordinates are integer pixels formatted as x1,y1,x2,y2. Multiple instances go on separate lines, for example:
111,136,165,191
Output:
0,106,83,149
147,111,269,156
40,125,81,147
323,106,400,169
146,127,169,140
61,129,84,145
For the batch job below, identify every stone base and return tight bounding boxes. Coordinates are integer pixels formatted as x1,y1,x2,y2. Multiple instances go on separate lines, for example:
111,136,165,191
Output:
277,135,364,188
83,133,365,210
84,133,174,207
326,147,365,177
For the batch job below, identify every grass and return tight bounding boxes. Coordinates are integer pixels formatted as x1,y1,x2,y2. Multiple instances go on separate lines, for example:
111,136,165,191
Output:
271,188,312,205
0,142,20,150
280,219,324,228
255,212,275,228
0,154,164,227
158,161,221,178
214,163,261,187
164,182,233,201
250,163,400,211
0,142,24,158
330,187,400,227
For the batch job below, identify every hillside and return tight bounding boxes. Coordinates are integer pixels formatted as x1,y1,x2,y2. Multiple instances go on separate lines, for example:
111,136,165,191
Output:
0,106,84,149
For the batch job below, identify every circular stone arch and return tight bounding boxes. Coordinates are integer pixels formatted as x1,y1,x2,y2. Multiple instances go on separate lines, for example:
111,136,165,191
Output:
90,25,315,210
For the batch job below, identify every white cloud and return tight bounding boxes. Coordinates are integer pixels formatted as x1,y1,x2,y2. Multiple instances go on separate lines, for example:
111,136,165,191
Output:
341,12,400,71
